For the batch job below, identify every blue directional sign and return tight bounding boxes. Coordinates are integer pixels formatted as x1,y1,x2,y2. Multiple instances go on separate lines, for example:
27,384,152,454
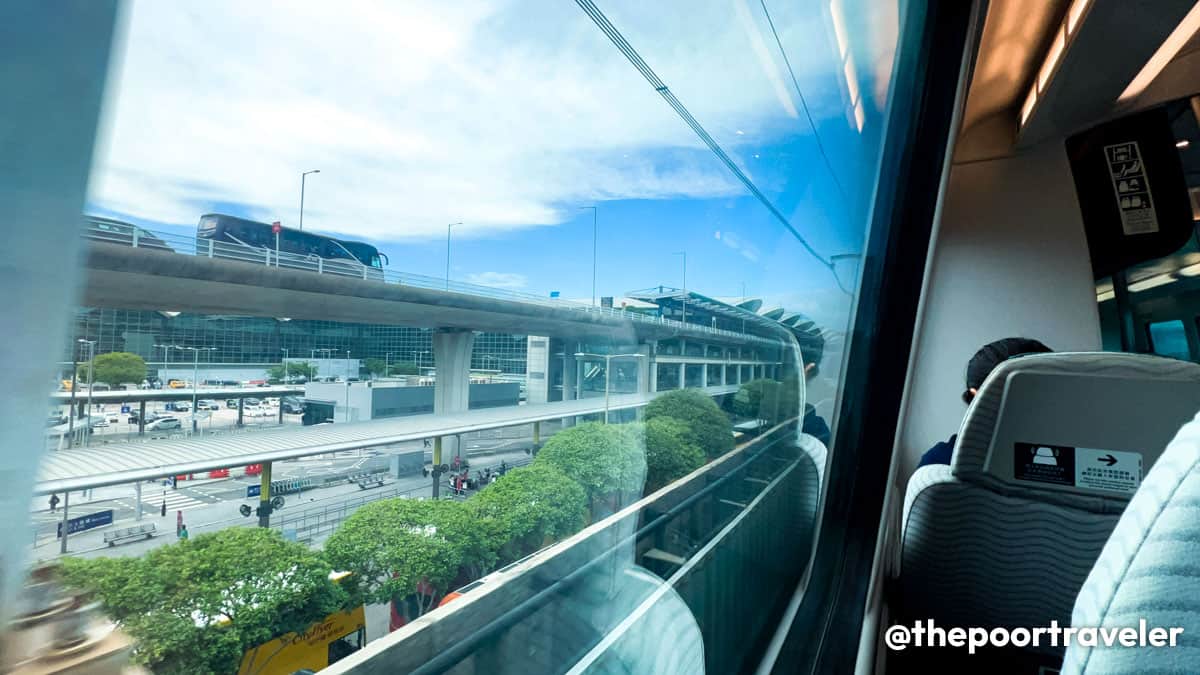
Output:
549,291,560,298
120,405,131,414
246,484,261,498
57,509,114,538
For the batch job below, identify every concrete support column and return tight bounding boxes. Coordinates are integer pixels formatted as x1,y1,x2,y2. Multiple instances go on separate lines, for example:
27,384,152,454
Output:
636,344,652,394
237,398,244,427
138,400,146,436
433,329,475,459
562,352,578,428
678,362,686,390
701,363,708,388
135,482,142,521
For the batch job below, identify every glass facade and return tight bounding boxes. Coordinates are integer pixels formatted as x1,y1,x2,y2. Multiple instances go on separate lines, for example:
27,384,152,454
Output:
66,307,529,375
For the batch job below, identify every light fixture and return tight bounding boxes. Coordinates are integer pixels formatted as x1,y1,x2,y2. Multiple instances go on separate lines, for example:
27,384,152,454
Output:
1118,0,1200,102
1128,273,1176,292
1096,289,1115,302
1067,0,1093,35
1178,262,1200,277
1038,27,1066,93
1020,0,1097,127
1177,139,1191,149
1020,87,1038,126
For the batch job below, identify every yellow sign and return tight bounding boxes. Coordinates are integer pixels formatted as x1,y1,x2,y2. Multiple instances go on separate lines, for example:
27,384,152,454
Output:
236,605,366,675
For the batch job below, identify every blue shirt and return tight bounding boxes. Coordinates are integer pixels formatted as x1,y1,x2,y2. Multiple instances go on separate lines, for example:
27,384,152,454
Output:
918,434,957,468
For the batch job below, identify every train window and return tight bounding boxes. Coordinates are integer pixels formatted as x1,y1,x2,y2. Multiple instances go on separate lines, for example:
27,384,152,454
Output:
1147,319,1191,361
6,1,916,674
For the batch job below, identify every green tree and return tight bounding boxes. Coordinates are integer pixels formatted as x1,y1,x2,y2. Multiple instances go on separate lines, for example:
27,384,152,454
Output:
533,422,646,515
266,360,317,382
643,418,705,493
733,379,773,420
644,389,733,459
324,498,496,618
59,528,347,675
387,361,420,376
363,358,387,378
77,351,146,386
469,463,588,563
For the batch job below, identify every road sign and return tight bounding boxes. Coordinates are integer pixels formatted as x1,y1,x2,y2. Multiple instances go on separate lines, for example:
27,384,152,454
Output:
272,221,282,234
57,509,113,538
246,484,261,498
120,405,130,414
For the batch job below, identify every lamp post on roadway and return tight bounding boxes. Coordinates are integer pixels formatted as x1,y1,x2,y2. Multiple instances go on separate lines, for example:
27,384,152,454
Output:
579,206,597,306
179,346,216,433
445,222,461,291
299,169,320,231
574,352,645,423
673,251,687,324
77,339,95,447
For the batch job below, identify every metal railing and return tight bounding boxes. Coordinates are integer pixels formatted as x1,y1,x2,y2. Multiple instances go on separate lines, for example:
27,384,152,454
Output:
81,220,779,347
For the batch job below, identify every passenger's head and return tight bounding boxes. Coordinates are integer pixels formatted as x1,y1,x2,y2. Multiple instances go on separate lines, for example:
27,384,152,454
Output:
963,337,1052,404
796,326,825,380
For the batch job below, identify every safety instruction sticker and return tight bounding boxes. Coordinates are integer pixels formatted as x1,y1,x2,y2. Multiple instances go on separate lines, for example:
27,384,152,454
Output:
1013,443,1142,495
1074,447,1142,495
1014,443,1075,486
1103,141,1158,235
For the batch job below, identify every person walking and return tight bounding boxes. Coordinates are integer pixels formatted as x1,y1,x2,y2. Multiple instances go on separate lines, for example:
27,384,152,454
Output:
48,494,60,513
178,524,189,540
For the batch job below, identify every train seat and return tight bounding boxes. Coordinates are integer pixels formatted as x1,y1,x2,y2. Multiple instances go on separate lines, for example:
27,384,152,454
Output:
897,352,1200,666
1063,408,1200,673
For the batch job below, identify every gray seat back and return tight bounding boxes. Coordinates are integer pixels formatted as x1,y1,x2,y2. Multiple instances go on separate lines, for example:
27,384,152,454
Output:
901,352,1200,655
1062,409,1200,673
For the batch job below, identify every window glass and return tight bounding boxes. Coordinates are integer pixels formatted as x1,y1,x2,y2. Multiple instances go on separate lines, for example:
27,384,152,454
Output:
1149,320,1191,360
30,0,913,673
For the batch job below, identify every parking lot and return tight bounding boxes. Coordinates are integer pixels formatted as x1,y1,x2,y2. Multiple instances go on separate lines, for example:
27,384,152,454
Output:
46,396,303,447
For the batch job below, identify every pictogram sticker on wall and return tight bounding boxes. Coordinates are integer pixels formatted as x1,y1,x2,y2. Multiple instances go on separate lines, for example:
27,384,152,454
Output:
1103,141,1159,235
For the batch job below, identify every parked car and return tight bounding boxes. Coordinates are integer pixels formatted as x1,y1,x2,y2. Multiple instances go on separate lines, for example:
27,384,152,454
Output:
243,397,262,407
46,414,68,427
145,416,182,431
225,399,238,409
281,397,304,415
166,401,191,412
196,399,220,410
128,411,162,425
87,415,109,428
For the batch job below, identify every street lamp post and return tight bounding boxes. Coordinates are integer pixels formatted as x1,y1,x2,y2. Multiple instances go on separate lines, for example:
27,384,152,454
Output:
281,348,289,383
345,350,352,381
77,339,95,447
445,222,461,291
579,206,597,306
673,251,687,324
299,169,320,231
574,352,645,423
180,346,216,433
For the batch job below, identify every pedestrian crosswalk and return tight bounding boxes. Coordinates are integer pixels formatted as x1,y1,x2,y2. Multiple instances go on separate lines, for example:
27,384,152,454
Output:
126,491,210,514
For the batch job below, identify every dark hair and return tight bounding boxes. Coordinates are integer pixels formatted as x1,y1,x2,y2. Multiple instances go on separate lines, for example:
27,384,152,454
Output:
963,337,1052,404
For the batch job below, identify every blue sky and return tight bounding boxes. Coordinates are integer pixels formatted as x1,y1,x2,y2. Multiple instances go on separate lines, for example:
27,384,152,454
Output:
87,0,899,330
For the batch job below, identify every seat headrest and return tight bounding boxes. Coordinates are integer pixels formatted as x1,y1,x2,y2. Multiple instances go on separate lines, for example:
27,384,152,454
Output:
951,352,1200,510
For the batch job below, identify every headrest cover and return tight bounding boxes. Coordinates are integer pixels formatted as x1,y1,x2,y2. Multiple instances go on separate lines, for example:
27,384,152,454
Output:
951,352,1200,510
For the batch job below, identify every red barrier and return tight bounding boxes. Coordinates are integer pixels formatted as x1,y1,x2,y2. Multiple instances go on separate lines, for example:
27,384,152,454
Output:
245,464,263,476
208,469,230,479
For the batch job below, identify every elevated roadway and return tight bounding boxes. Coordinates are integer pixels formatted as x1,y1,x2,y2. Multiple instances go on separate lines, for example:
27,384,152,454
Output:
36,384,738,495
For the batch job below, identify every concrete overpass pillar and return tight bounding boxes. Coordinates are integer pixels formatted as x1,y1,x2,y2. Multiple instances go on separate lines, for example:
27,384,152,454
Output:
562,352,577,428
678,362,686,390
434,329,475,460
636,344,652,394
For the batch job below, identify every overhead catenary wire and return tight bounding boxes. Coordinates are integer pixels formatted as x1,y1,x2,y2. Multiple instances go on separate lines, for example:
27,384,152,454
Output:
759,0,852,213
574,0,838,277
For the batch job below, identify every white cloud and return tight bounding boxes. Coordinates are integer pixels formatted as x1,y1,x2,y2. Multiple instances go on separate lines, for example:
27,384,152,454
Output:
89,0,837,242
714,229,761,262
464,271,528,289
